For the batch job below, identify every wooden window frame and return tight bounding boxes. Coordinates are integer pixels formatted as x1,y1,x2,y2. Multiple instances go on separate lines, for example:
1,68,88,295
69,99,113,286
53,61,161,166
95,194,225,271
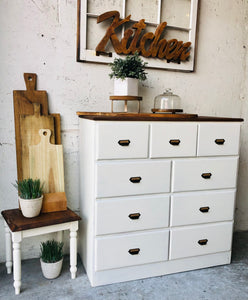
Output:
77,0,199,71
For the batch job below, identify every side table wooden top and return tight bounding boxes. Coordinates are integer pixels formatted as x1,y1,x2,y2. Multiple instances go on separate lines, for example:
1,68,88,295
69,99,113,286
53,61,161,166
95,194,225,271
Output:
1,208,81,232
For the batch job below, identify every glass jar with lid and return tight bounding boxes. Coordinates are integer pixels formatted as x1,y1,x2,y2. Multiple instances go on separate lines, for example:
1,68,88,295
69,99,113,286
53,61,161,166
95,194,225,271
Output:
152,89,183,113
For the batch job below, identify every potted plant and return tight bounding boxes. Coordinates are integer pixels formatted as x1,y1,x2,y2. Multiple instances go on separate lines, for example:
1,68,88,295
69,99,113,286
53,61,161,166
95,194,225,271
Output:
109,52,148,96
14,178,43,218
40,239,64,279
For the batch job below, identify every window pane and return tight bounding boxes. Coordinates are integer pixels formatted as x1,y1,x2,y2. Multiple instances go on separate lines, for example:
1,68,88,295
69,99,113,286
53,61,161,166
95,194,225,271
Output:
126,0,159,24
87,17,122,51
161,0,191,28
87,0,123,15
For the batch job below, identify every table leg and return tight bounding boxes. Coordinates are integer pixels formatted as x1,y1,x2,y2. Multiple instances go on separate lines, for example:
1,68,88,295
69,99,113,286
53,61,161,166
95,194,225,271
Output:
12,232,22,295
56,231,63,243
4,221,12,274
70,222,78,279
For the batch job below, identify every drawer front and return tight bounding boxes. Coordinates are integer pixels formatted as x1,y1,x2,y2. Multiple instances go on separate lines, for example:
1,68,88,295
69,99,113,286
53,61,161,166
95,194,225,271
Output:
172,157,238,192
96,122,149,159
197,123,240,156
96,195,170,235
96,160,171,198
150,123,197,158
95,230,169,271
170,222,233,260
171,190,235,227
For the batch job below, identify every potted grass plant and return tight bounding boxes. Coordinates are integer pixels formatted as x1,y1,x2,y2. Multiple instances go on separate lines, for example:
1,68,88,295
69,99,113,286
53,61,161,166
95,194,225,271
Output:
40,239,64,279
109,52,148,96
14,178,43,218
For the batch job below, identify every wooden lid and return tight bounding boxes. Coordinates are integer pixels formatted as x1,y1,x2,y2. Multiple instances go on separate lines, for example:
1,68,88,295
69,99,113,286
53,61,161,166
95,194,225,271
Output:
1,208,81,232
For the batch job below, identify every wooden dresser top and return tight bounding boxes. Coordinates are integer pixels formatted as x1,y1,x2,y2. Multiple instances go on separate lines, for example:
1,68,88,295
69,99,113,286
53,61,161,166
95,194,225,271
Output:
77,112,243,122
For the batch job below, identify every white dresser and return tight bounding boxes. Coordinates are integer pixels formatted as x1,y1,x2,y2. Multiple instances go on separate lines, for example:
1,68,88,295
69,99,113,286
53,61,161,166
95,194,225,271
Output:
77,112,242,287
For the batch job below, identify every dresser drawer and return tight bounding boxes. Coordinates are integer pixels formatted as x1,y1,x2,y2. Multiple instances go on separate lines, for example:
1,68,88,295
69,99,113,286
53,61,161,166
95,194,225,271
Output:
172,157,238,192
170,222,233,260
171,190,235,227
197,123,240,156
96,160,171,198
96,195,170,235
95,229,169,271
96,122,149,160
150,123,197,158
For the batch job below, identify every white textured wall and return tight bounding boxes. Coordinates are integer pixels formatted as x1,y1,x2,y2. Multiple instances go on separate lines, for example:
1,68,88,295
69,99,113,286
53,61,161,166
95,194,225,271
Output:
0,0,247,263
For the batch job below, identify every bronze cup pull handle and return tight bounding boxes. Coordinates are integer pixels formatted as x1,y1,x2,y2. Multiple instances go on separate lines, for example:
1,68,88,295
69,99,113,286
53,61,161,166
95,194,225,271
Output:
128,248,140,255
129,176,142,183
201,173,212,179
198,239,208,246
199,206,210,213
118,139,131,146
169,139,181,146
129,213,141,220
215,139,225,145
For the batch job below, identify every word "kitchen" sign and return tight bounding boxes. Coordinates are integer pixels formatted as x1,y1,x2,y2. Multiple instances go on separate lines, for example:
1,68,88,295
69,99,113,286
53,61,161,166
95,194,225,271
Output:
95,11,191,63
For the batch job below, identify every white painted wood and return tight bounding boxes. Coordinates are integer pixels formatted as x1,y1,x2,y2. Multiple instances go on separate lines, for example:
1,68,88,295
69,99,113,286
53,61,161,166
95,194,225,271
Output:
172,157,238,192
78,119,241,286
96,160,171,197
170,222,233,260
95,229,169,271
4,221,12,274
96,122,149,160
12,232,22,295
5,220,79,294
197,123,241,156
92,251,231,286
150,122,197,158
79,118,96,283
70,230,77,279
95,194,170,235
79,0,199,71
171,190,236,227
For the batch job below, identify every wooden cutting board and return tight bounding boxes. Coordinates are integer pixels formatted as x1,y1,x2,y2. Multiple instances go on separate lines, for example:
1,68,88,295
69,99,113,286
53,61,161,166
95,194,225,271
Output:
20,103,55,180
13,73,61,180
29,129,65,193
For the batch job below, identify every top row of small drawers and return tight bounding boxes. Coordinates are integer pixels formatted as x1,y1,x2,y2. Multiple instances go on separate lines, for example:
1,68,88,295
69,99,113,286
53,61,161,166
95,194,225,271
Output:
96,122,241,159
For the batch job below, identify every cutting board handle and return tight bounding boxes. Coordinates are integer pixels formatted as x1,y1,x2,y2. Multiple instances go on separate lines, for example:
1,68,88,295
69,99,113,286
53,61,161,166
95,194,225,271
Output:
39,129,52,145
24,73,37,91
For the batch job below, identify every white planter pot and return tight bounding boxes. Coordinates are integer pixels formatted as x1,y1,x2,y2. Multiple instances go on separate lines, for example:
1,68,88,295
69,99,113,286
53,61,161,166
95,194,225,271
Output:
40,258,63,279
19,196,43,218
114,78,139,96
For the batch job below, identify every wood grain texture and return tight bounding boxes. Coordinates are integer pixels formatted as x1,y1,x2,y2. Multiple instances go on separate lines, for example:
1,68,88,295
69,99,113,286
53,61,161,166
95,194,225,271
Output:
20,103,55,180
13,73,62,180
109,96,142,101
42,192,67,213
29,129,65,193
76,112,244,122
14,73,48,180
1,208,81,232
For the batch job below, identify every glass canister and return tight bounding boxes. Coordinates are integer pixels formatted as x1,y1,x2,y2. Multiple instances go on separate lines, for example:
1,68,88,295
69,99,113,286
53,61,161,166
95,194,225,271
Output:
152,89,182,113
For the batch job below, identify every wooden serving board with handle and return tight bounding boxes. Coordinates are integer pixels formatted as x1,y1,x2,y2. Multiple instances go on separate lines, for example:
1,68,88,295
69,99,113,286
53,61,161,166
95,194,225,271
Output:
20,103,55,180
13,73,61,180
29,129,65,193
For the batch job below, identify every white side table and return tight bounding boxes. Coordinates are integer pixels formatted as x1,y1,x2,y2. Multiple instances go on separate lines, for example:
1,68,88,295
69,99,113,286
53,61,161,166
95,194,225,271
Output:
2,208,81,295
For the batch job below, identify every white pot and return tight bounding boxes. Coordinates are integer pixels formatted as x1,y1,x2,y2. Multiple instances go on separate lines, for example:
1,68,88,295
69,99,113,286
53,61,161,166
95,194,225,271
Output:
19,195,43,218
114,78,139,96
40,258,63,279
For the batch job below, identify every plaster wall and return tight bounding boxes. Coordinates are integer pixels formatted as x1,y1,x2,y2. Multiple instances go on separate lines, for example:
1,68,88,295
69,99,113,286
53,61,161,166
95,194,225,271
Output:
0,0,247,263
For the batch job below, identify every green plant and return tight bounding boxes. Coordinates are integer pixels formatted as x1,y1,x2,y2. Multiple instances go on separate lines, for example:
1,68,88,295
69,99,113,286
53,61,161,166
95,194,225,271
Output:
40,240,64,263
14,178,43,199
109,52,148,81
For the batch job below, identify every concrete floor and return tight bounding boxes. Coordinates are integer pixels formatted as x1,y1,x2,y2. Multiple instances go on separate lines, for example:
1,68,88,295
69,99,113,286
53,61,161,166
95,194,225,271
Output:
1,231,248,300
